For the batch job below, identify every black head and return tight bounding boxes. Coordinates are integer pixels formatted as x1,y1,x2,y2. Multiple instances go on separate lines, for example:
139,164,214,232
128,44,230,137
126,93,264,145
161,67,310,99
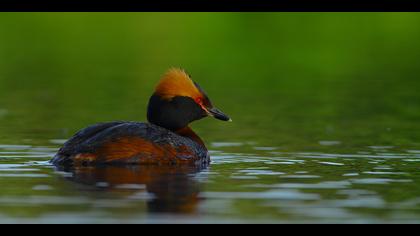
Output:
147,68,231,131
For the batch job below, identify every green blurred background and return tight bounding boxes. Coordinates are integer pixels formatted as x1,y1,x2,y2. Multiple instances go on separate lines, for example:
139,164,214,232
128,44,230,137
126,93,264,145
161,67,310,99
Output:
0,13,419,152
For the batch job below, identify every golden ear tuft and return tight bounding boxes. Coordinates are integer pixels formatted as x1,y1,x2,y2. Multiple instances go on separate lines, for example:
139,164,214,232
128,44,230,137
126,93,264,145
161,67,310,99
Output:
155,68,202,100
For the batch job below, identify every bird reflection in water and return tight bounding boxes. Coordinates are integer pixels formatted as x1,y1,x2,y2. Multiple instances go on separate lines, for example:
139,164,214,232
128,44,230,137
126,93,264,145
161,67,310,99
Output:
55,164,207,214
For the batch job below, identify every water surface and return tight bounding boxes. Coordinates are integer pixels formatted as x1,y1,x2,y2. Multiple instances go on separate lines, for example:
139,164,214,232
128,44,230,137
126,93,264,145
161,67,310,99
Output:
1,142,420,223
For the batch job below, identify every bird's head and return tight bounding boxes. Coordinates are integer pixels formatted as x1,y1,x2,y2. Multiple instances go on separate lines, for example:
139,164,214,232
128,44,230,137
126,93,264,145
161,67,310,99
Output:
147,68,231,131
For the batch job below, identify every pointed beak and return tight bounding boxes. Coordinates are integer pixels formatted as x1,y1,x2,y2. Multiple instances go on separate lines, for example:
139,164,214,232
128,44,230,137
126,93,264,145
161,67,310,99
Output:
207,107,232,122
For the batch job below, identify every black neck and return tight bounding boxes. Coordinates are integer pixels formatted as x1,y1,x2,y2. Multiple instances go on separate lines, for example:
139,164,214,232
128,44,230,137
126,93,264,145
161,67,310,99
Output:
147,94,207,131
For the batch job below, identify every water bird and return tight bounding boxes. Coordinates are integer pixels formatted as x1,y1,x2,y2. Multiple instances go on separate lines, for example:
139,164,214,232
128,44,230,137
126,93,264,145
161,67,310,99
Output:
51,68,231,166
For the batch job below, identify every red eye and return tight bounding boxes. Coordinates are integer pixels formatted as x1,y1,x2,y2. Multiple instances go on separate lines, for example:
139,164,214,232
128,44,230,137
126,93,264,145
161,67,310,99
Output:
195,97,203,104
195,97,208,112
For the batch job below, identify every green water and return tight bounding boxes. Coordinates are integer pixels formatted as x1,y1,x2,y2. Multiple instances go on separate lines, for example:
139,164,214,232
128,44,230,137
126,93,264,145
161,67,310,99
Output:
1,13,420,223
